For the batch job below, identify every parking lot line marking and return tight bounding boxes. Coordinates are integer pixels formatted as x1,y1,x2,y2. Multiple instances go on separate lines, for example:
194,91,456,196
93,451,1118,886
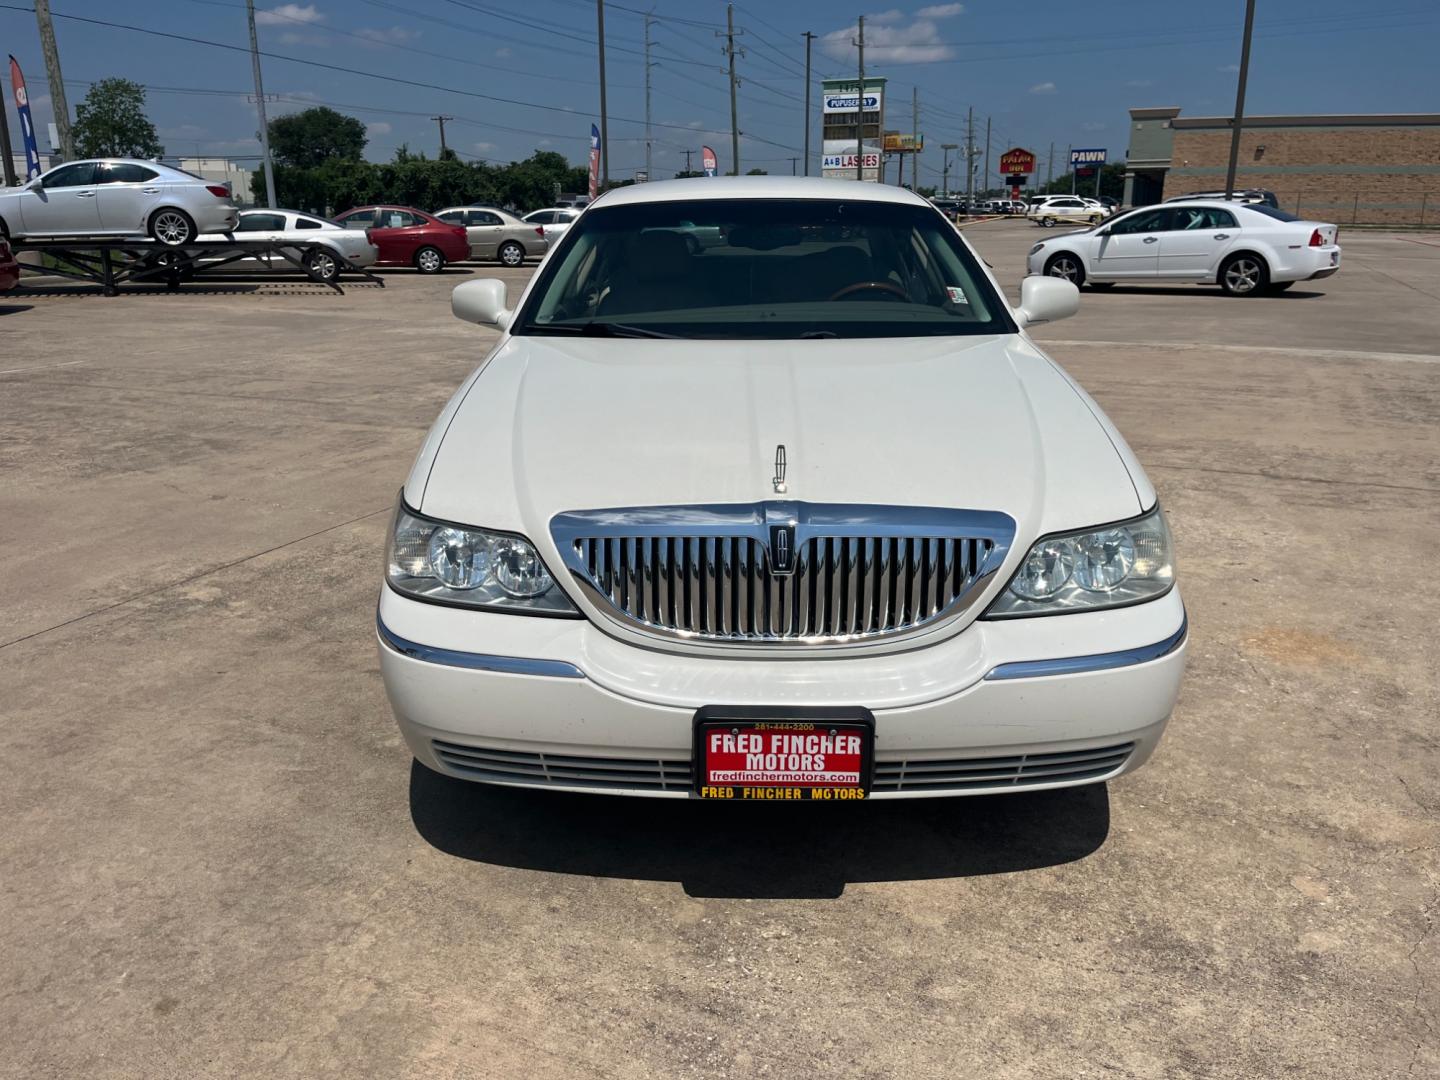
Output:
0,359,89,376
1038,340,1440,365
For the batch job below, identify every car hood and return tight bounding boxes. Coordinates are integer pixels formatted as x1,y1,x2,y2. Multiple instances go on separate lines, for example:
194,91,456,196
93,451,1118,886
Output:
414,333,1147,566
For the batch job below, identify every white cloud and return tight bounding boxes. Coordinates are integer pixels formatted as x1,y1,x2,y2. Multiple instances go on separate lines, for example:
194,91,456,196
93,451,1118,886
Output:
473,141,497,153
495,47,512,58
366,121,392,136
1218,63,1240,72
538,138,553,146
1029,81,1056,94
915,3,964,17
255,3,323,25
1082,121,1106,131
356,26,417,46
821,12,957,64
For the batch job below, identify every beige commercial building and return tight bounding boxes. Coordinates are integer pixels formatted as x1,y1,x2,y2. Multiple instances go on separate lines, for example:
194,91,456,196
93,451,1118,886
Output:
1123,108,1440,224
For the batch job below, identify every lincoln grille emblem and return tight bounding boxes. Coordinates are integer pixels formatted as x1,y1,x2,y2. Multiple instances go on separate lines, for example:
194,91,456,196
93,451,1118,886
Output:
773,444,787,494
769,524,796,575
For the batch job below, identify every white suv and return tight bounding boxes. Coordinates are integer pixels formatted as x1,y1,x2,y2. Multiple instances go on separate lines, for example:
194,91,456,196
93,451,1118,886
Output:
377,178,1187,802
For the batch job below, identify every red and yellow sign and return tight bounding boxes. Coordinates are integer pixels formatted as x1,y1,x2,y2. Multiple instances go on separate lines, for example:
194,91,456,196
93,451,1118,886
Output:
999,147,1036,176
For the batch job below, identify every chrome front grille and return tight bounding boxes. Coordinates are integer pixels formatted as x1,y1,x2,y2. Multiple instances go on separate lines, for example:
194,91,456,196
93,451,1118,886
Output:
873,743,1134,792
552,503,1014,646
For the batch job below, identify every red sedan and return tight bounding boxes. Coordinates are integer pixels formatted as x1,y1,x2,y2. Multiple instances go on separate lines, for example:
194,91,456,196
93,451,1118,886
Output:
0,236,18,292
332,205,469,274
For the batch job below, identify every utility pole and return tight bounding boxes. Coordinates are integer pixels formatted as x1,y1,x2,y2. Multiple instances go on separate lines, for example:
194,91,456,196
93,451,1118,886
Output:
788,157,798,175
964,106,974,214
853,15,865,182
802,31,815,176
940,143,957,198
430,115,453,157
33,0,73,160
245,0,277,207
596,0,609,187
983,116,991,195
723,4,741,175
683,148,693,174
643,15,653,184
911,86,918,190
1225,0,1257,199
1067,143,1074,194
1047,141,1054,186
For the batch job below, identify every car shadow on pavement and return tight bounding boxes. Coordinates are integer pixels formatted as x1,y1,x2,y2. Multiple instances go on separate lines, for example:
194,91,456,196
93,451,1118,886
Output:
0,303,33,315
1087,285,1326,299
408,761,1111,899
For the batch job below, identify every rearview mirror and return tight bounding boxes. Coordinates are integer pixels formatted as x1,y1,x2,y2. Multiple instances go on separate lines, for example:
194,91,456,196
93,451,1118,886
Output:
1015,276,1079,328
452,279,512,329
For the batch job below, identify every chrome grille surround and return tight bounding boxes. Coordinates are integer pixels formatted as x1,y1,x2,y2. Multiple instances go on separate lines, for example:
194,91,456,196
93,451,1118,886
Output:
551,502,1014,648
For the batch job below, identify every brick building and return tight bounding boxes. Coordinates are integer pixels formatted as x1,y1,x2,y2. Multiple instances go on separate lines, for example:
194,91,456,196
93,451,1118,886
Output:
1122,108,1440,225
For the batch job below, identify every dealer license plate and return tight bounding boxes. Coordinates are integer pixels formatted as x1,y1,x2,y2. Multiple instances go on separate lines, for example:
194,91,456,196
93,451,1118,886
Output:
693,706,874,801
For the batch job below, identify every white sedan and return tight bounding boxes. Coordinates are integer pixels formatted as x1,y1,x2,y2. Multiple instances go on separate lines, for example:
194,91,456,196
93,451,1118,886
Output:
1026,201,1341,295
376,178,1186,802
522,207,581,244
196,209,378,281
1027,196,1106,227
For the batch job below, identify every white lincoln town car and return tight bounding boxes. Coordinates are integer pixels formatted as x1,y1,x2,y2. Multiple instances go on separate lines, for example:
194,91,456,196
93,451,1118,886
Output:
378,178,1187,801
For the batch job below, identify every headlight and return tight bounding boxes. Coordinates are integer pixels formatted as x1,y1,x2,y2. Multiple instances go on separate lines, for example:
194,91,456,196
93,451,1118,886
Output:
386,499,577,614
984,505,1174,618
1028,242,1045,256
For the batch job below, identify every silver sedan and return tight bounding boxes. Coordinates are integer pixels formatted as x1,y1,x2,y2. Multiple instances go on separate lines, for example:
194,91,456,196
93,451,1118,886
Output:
194,209,378,282
0,158,239,244
435,206,547,266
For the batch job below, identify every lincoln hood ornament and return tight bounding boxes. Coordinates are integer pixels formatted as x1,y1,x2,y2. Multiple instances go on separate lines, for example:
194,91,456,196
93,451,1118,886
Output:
772,444,787,494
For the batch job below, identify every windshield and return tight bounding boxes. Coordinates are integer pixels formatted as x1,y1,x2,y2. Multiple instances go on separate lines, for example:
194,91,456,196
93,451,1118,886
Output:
512,198,1014,340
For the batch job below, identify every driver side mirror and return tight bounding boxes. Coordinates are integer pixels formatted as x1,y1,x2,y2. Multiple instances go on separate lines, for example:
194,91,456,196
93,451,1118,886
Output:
1015,276,1079,328
452,278,513,329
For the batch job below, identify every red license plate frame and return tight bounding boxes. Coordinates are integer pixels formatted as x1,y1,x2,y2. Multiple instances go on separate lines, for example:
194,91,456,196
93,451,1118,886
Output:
693,706,875,801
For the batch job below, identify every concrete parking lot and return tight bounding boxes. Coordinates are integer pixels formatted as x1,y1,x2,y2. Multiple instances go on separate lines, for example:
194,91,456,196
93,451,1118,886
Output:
2,224,1437,1078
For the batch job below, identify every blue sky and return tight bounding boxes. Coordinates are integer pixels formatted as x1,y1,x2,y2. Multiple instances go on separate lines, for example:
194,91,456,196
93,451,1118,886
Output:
3,0,1438,184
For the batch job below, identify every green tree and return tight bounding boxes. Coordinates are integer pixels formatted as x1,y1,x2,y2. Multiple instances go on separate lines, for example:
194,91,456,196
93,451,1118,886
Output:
268,106,367,168
72,78,163,158
746,167,768,175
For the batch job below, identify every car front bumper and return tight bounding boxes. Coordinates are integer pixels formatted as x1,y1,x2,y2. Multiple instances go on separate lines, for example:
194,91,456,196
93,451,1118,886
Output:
377,585,1188,799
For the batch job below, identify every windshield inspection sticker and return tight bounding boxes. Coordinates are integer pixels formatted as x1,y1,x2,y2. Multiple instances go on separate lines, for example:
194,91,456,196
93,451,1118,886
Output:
946,285,969,304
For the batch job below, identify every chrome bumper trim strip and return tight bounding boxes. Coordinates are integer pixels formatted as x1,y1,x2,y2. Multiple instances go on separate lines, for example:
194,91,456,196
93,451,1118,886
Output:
376,615,586,679
983,614,1188,681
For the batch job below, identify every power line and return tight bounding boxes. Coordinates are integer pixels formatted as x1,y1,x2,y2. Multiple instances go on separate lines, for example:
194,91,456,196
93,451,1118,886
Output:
0,5,754,140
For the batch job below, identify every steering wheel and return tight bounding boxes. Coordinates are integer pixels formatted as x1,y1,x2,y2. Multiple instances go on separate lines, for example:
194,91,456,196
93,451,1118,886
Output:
827,280,910,302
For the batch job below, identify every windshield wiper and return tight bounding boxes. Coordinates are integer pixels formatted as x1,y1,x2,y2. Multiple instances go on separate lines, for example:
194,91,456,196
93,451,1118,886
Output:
533,322,684,339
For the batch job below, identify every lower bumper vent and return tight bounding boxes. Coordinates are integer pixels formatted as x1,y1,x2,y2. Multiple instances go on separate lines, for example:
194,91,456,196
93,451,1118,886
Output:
433,740,691,791
873,742,1134,792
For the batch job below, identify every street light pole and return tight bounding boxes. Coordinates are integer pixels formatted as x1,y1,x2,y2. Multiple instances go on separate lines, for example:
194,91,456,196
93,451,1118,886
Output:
1224,0,1257,200
802,31,815,176
853,16,865,182
941,143,957,198
596,0,609,188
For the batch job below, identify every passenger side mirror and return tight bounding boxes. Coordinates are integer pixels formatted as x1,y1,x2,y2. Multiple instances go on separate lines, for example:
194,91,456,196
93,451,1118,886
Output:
1015,276,1079,328
452,278,512,329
